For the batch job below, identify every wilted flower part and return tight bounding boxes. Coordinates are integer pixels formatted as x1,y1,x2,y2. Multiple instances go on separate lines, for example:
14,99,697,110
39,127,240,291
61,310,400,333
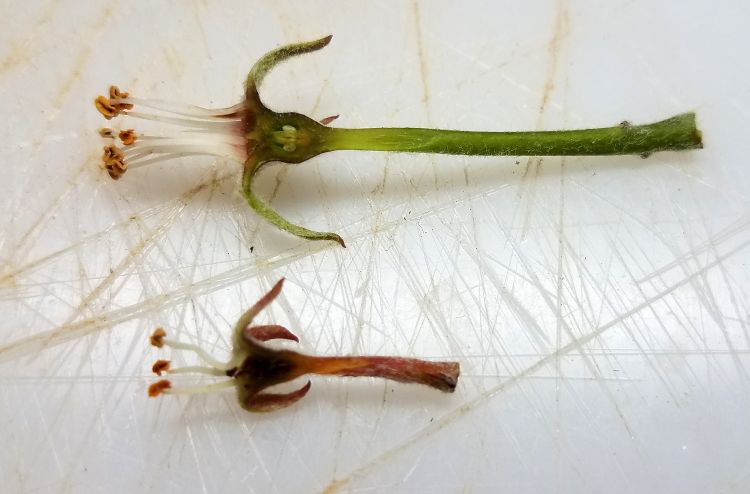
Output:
94,85,248,179
148,278,460,413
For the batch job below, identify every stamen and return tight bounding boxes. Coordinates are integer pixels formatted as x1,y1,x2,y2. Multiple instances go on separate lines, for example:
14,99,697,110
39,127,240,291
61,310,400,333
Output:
95,87,134,119
152,359,170,375
161,379,235,396
95,86,247,179
148,379,172,397
149,327,228,369
118,129,137,146
101,144,127,179
123,142,242,162
152,359,226,377
165,365,227,376
160,338,228,369
173,129,247,145
124,110,239,131
114,96,244,118
150,327,166,347
109,85,128,100
95,96,117,119
95,85,249,179
123,153,189,169
122,136,244,154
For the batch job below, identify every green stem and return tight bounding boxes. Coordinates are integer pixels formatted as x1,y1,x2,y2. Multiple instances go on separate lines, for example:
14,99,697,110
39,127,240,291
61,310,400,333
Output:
320,112,702,157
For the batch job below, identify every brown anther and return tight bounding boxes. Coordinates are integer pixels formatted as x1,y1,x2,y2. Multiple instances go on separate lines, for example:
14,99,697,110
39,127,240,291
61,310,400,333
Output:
104,160,127,180
150,327,167,348
108,85,133,112
118,129,137,146
95,86,133,120
101,144,127,180
115,101,134,112
152,359,171,376
109,85,129,99
102,144,123,161
98,127,115,138
95,96,117,119
148,379,172,397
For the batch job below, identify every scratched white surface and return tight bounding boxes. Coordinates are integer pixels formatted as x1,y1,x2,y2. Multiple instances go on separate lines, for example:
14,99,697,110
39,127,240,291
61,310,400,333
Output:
1,1,749,492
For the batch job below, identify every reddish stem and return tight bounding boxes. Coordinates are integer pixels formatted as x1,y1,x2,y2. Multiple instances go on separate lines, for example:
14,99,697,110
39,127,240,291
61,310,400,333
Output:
304,355,459,392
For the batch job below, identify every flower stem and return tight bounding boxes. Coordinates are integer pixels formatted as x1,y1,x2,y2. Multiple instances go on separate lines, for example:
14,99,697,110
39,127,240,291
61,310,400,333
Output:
320,112,702,157
305,355,460,392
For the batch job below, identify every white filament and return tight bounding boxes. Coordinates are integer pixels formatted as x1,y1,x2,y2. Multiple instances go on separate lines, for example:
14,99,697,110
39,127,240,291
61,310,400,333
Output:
125,111,238,130
105,94,248,169
115,97,243,118
167,366,227,377
161,337,229,370
164,379,235,395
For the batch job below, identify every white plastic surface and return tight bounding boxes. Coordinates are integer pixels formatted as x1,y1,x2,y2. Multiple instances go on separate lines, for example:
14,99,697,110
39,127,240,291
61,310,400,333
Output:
2,1,749,493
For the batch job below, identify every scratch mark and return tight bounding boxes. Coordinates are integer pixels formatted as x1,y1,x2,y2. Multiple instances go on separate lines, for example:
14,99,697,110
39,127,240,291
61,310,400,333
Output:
519,0,569,238
538,0,569,117
53,5,113,110
411,1,430,105
64,197,186,322
0,230,340,362
0,41,33,79
2,4,114,274
0,0,58,77
583,178,743,406
161,44,186,79
668,198,750,385
190,0,212,59
555,157,566,407
184,423,210,494
321,479,346,494
1,161,89,275
409,0,442,189
553,7,571,460
53,47,91,109
320,236,750,493
635,215,750,283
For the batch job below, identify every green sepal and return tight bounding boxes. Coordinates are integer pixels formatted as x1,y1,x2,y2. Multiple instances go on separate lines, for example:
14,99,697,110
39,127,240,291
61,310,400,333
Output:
242,161,345,248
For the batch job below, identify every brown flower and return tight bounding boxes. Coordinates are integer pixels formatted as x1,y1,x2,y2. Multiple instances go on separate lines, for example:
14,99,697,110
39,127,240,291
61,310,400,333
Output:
148,279,460,413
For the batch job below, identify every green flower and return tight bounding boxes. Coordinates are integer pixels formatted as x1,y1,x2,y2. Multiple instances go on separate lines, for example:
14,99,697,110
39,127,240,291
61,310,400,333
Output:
96,36,702,248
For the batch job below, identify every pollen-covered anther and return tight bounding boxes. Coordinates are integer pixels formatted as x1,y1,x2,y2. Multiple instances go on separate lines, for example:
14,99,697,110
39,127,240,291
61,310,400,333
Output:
152,359,171,376
118,129,137,145
95,96,117,119
99,127,115,138
95,86,134,120
105,162,126,180
109,85,128,100
148,379,172,397
150,327,167,348
108,85,133,112
101,144,127,179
